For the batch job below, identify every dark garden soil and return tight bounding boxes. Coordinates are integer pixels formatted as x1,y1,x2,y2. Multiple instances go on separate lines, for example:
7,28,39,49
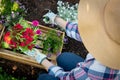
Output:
0,0,88,80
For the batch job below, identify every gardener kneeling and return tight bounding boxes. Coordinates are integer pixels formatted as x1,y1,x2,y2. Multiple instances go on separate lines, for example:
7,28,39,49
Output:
24,0,120,80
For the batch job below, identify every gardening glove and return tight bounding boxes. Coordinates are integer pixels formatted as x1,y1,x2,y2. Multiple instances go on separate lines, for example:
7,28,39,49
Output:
24,48,47,64
43,11,57,25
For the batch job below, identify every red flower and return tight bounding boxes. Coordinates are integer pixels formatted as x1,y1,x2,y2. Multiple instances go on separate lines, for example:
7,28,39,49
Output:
22,31,28,38
20,42,26,47
28,37,33,41
25,38,33,45
22,28,34,45
26,28,34,36
28,44,34,50
32,20,39,26
13,24,23,30
4,31,11,44
3,20,40,51
4,31,10,36
22,33,33,42
10,40,17,48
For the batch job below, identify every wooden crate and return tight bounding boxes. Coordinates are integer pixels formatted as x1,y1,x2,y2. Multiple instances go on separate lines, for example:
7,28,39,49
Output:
0,23,65,68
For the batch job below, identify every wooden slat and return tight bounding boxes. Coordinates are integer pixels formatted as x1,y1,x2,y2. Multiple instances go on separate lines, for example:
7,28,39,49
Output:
0,24,5,43
28,21,63,34
0,48,44,68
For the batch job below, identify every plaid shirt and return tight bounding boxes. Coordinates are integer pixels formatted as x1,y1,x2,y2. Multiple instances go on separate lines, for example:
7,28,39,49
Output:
48,22,120,80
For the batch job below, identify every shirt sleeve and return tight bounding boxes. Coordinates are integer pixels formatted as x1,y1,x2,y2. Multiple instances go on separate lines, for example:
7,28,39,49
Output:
48,65,90,80
65,22,82,42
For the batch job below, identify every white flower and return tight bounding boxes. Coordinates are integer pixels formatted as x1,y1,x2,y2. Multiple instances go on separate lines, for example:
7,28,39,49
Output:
75,3,78,7
57,1,62,6
57,0,78,22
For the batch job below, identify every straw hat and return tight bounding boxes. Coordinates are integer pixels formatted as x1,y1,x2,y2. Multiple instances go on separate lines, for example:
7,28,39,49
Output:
78,0,120,69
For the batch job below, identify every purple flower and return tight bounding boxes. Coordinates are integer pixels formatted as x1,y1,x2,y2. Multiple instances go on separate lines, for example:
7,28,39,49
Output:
47,53,52,57
57,32,61,36
16,0,21,5
32,20,39,26
57,52,61,56
20,5,25,10
11,12,15,18
1,16,4,19
36,29,42,35
64,37,68,44
35,45,40,48
0,21,2,24
0,20,5,24
16,12,19,15
47,47,51,51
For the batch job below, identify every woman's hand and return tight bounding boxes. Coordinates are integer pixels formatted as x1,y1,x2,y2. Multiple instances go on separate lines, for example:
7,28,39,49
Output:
43,11,57,24
24,48,47,64
43,11,68,29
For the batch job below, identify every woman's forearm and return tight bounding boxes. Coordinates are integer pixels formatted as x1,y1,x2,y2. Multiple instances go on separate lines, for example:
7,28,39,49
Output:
54,16,68,29
41,59,54,71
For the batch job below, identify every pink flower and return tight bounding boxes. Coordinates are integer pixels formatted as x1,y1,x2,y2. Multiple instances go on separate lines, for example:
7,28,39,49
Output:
36,29,42,35
32,20,39,26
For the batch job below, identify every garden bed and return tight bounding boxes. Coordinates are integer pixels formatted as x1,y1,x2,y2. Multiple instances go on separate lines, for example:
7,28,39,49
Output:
0,0,88,80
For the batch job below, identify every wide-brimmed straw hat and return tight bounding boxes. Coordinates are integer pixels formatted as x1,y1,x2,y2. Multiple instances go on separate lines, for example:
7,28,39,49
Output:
78,0,120,69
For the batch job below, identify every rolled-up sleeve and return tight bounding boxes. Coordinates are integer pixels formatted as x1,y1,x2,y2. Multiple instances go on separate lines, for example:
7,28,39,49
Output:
48,65,90,80
65,22,82,42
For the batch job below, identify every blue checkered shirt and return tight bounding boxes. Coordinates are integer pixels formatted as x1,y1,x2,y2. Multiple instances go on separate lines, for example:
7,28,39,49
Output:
48,22,120,80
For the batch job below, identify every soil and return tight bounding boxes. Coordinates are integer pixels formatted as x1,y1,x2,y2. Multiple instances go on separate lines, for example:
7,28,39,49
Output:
0,0,88,80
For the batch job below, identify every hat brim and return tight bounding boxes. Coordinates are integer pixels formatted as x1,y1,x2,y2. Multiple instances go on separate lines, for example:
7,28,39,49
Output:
78,0,120,69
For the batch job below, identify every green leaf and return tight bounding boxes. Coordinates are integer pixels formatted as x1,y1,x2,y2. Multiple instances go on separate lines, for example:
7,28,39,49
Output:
1,42,10,48
42,30,62,54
